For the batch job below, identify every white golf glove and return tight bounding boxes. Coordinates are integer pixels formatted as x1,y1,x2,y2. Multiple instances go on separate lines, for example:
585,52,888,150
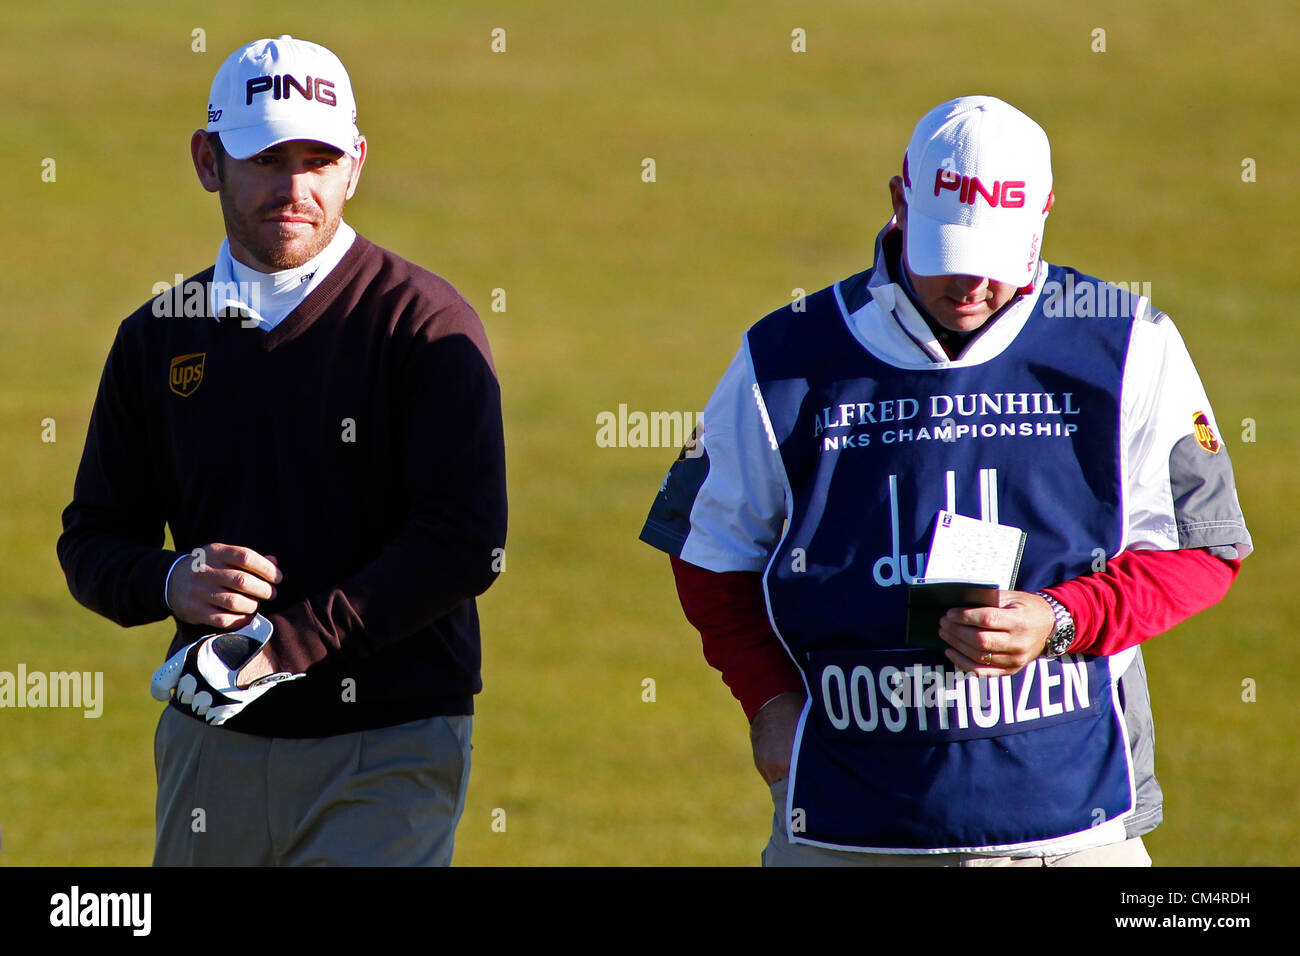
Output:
150,614,302,726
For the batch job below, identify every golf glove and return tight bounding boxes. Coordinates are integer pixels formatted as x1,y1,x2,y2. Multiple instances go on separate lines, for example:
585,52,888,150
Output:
150,614,302,726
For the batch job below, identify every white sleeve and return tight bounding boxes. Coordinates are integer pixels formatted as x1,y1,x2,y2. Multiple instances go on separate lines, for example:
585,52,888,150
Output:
638,343,790,572
1120,308,1252,558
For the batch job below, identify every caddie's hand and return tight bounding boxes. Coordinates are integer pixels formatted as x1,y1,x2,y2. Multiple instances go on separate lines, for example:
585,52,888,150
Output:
166,542,283,630
938,589,1055,677
150,614,302,726
750,691,806,786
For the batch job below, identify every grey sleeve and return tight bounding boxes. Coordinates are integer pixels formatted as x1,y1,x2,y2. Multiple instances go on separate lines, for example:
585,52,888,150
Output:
1167,435,1252,559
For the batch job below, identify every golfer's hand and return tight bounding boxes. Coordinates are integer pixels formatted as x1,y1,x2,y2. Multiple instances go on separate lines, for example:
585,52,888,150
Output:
750,691,806,785
166,543,282,630
938,589,1055,677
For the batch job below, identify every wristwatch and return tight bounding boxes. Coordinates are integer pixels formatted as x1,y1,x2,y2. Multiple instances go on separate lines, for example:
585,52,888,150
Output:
1035,591,1076,659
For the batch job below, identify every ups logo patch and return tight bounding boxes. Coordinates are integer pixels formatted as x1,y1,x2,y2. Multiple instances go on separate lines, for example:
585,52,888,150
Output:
169,353,206,397
1192,411,1220,454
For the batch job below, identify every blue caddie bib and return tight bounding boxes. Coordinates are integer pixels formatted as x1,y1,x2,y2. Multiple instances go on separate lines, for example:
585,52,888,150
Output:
746,264,1139,851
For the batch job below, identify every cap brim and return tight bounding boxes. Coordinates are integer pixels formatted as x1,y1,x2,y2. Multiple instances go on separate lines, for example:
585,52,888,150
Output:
905,207,1041,287
214,121,361,161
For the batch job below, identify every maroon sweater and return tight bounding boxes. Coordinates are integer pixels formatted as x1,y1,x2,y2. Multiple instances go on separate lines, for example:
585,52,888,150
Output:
58,235,508,736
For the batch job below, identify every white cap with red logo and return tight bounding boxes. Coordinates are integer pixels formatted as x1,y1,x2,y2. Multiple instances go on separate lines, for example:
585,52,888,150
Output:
901,96,1053,288
206,35,361,160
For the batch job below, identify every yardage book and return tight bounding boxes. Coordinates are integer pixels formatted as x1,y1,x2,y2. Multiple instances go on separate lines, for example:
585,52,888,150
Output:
905,511,1028,651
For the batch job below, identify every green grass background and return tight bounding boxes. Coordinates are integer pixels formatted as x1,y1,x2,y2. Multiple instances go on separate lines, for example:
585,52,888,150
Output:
1,0,1295,865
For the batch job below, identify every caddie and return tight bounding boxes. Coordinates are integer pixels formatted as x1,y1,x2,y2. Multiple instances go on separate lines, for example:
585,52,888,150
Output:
639,95,1251,866
58,35,507,865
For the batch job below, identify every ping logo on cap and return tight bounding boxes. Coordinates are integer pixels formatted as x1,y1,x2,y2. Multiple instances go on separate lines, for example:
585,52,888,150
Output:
933,170,1027,208
1192,411,1220,453
245,74,337,107
169,353,206,397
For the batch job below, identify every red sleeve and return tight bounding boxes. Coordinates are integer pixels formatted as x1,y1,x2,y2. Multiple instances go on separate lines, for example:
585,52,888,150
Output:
670,556,804,722
1043,548,1240,658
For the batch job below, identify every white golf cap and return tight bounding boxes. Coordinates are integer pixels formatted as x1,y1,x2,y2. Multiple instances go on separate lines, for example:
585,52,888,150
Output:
901,96,1053,287
206,35,361,160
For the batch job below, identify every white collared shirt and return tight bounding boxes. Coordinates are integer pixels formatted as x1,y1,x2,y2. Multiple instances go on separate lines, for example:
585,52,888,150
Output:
208,220,356,330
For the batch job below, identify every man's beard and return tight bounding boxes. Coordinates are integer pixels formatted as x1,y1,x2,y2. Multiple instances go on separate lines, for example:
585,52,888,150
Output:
218,184,341,271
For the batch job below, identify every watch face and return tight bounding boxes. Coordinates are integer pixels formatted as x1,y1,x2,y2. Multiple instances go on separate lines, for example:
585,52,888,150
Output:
1047,621,1075,657
1037,592,1075,657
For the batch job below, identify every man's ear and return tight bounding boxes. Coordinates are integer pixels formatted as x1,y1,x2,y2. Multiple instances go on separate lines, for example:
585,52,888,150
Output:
888,175,907,228
191,130,222,193
344,135,367,200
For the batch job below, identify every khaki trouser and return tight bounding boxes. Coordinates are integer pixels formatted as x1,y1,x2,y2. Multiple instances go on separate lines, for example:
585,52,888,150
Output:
761,777,1152,867
153,705,472,866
